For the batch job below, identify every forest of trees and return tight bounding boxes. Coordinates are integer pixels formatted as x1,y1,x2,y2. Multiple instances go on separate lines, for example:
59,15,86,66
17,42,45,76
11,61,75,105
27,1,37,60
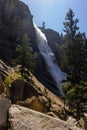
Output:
61,9,87,119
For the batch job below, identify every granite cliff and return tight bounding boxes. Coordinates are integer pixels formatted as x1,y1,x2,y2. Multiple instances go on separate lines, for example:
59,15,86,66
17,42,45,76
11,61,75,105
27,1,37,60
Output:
0,0,35,62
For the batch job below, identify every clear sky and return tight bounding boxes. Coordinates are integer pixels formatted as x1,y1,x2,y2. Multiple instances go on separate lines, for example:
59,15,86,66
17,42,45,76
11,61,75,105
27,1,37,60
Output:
22,0,87,35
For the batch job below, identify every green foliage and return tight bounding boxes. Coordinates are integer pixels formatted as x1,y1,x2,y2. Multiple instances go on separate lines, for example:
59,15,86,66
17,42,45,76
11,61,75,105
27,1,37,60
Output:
4,69,23,98
62,81,87,118
61,8,86,83
63,8,79,37
13,34,37,76
4,70,22,87
80,81,87,103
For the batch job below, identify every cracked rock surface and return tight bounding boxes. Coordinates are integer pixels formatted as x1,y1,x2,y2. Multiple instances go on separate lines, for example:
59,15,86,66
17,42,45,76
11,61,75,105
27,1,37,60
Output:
9,105,82,130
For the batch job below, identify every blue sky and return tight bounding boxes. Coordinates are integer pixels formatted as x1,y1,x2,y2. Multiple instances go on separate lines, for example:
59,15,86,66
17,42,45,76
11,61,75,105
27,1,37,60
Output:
22,0,87,35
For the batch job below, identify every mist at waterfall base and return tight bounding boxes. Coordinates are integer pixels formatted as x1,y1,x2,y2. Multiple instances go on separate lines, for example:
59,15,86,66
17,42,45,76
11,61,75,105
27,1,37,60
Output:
34,23,66,96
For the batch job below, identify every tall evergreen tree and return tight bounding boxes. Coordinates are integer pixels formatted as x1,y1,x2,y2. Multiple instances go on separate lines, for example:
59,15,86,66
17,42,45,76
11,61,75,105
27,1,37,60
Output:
14,34,37,76
42,21,46,29
61,9,87,118
61,9,86,83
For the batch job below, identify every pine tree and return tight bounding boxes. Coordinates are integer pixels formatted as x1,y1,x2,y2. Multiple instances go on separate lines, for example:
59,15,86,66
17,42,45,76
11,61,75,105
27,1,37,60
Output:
61,9,87,119
14,34,37,76
42,21,46,29
62,82,87,118
61,9,86,83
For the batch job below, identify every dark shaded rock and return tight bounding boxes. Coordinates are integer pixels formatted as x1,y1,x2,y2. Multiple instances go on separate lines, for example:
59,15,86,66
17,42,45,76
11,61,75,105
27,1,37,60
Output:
0,98,11,127
0,0,34,40
0,75,4,94
10,79,38,103
10,79,25,103
44,29,62,51
0,0,35,62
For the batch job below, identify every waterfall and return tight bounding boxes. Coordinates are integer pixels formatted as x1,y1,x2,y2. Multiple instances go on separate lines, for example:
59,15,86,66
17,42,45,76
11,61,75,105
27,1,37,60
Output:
34,23,66,95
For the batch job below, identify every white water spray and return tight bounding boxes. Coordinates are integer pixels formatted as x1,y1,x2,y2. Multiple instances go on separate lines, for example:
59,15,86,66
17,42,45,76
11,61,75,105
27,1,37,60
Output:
34,23,66,95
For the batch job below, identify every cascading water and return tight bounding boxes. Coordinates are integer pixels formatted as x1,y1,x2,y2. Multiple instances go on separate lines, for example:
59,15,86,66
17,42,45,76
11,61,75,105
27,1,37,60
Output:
34,23,66,95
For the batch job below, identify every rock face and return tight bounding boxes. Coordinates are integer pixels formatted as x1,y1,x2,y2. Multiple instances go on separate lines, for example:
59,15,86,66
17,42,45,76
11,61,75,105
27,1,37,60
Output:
0,60,11,94
0,98,11,127
44,29,62,51
0,0,35,62
0,74,4,94
10,79,38,103
9,105,82,130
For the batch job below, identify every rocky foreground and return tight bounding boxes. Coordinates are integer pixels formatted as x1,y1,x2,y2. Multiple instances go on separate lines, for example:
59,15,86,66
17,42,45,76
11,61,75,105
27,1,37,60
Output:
9,105,82,130
0,60,86,130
